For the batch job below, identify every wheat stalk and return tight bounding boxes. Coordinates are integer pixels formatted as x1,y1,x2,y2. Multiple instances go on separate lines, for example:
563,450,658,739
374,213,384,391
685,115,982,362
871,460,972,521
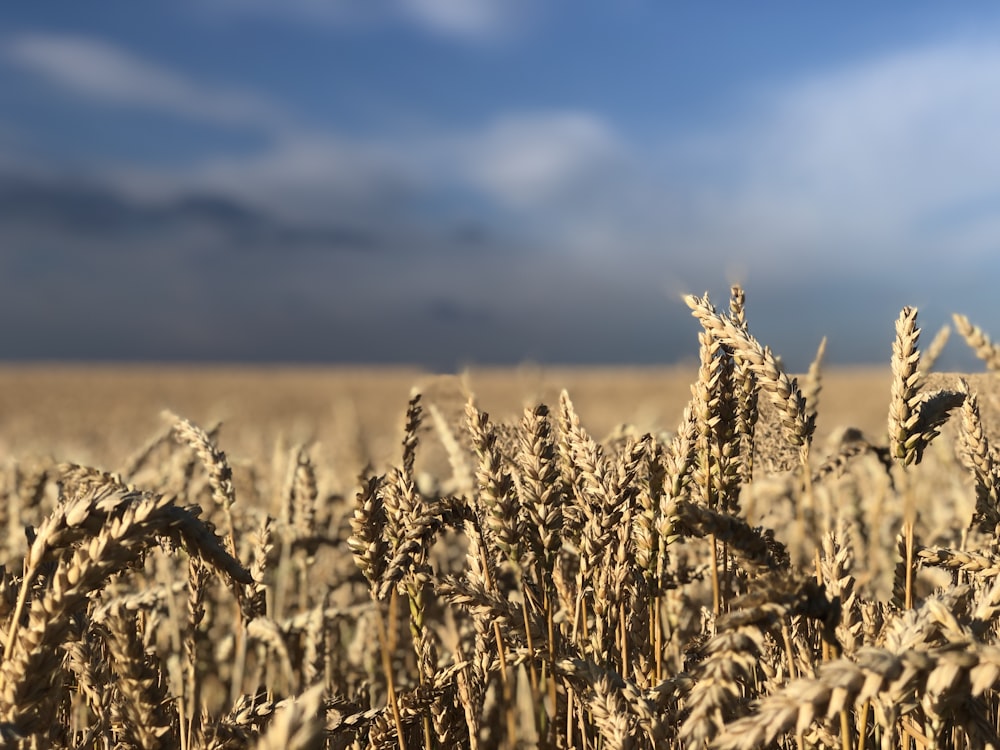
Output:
954,313,1000,371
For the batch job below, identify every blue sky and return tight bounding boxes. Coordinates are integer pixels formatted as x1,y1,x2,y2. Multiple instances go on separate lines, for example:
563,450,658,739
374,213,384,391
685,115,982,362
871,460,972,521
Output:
2,2,1000,369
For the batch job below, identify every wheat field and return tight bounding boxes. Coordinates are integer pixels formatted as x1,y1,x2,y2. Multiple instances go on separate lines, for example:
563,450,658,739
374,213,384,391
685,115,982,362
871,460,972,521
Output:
1,288,1000,749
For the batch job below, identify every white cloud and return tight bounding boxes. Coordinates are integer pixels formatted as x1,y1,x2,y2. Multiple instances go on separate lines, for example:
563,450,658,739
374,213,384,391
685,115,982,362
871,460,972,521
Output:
4,34,289,130
100,110,627,227
0,32,624,240
668,40,1000,270
458,112,623,208
400,36,1000,278
191,0,533,41
181,133,421,221
398,0,530,39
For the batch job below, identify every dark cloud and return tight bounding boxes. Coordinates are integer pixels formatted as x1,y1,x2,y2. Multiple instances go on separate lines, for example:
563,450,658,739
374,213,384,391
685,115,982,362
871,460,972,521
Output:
0,167,990,372
424,298,493,325
450,222,491,247
0,174,377,252
0,169,691,367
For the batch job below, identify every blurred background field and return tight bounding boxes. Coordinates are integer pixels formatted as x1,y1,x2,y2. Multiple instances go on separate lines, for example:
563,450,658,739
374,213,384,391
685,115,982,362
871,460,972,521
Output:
0,362,907,479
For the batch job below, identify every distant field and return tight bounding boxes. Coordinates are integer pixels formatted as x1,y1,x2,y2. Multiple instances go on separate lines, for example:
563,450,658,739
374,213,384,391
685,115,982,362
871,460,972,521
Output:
0,363,898,475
